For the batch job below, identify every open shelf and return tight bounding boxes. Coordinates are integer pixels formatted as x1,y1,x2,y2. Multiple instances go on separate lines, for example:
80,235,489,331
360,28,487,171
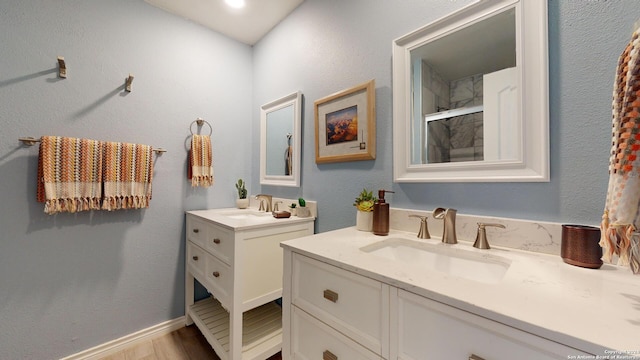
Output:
189,297,282,360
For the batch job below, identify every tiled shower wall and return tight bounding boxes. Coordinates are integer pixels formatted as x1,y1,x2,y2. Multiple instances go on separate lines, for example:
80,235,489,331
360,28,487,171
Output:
422,60,484,163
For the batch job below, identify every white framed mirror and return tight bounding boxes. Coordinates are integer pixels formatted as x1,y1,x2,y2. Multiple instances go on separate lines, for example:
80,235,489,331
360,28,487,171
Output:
392,0,549,182
260,91,302,187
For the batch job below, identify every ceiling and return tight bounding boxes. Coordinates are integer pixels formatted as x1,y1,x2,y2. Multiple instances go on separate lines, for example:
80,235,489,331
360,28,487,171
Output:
145,0,304,45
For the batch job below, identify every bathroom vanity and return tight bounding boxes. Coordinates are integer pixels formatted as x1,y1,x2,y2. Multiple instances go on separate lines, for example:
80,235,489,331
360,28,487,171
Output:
185,206,315,360
281,224,640,360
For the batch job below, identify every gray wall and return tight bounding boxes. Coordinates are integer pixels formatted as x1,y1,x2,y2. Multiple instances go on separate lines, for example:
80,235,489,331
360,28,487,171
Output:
0,1,252,359
1,0,637,359
253,0,638,233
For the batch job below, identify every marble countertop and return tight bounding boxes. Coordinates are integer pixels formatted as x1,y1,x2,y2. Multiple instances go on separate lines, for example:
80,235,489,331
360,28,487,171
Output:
187,207,315,231
281,227,640,357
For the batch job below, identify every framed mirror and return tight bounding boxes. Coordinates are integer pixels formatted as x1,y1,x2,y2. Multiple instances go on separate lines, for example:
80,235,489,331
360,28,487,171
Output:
392,0,549,182
260,91,302,187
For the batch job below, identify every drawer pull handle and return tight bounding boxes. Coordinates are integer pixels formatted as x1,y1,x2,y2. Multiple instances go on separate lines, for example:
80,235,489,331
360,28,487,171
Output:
469,355,485,360
192,229,199,233
212,271,220,278
323,350,337,360
213,238,221,244
323,289,339,303
192,256,199,261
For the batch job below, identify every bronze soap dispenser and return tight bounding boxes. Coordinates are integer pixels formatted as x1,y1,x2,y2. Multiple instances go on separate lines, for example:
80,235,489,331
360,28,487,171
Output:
373,189,394,236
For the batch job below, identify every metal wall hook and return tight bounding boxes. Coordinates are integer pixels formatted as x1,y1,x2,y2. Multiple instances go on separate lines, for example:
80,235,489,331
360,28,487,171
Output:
57,56,66,79
125,74,134,92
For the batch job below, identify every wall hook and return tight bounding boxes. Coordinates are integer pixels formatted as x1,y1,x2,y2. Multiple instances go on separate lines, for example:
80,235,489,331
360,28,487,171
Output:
125,74,134,92
57,56,66,79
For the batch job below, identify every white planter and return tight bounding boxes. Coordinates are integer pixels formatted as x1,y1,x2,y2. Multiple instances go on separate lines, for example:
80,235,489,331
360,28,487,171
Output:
297,207,311,218
356,210,373,232
289,207,297,216
236,198,249,209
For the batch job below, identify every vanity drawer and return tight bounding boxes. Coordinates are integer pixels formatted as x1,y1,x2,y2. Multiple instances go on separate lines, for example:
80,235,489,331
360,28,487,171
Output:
205,252,232,310
292,306,383,360
205,224,234,266
187,242,206,279
292,254,389,356
395,289,591,360
186,217,208,249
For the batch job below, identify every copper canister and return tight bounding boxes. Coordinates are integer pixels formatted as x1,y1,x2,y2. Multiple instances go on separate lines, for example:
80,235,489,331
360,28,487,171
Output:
561,224,603,269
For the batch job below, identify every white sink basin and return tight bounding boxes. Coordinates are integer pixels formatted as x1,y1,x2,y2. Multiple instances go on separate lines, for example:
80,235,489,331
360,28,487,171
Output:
360,238,511,284
219,209,273,220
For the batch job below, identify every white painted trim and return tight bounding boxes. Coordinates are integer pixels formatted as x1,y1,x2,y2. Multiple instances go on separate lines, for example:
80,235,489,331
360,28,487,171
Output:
59,317,186,360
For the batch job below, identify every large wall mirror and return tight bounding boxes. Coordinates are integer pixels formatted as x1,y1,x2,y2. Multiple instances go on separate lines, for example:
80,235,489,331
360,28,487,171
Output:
392,0,549,182
260,91,302,187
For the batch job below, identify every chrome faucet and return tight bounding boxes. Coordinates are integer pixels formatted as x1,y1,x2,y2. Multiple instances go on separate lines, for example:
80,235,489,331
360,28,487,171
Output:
409,215,430,239
433,207,457,244
273,200,283,212
255,194,273,212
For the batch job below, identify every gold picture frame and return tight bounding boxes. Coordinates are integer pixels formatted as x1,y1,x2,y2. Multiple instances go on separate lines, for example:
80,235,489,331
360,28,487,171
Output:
315,79,376,164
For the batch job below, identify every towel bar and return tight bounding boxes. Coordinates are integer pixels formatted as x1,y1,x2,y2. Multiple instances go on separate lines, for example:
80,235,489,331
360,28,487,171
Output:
18,137,166,154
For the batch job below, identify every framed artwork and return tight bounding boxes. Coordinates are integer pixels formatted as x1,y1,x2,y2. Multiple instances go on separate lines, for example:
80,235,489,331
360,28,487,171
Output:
315,79,376,163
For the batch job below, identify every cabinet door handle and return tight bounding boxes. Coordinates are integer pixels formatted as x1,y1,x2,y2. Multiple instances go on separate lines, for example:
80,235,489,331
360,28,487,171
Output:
469,355,485,360
213,238,221,244
212,271,220,278
323,289,339,303
192,256,199,261
323,350,338,360
192,228,199,233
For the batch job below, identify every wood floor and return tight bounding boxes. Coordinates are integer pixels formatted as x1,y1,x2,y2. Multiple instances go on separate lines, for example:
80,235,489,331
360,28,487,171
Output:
98,325,282,360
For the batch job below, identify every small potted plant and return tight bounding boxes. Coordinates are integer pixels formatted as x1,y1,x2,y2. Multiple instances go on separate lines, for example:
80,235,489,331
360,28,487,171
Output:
354,188,376,231
288,202,297,216
235,178,249,209
296,197,311,217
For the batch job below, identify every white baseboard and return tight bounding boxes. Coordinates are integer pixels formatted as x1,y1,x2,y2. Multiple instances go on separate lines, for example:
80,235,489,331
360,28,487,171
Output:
60,316,186,360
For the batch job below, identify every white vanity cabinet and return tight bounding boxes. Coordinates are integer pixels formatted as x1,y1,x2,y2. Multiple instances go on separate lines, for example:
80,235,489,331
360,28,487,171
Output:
282,251,590,360
393,289,589,360
186,210,315,360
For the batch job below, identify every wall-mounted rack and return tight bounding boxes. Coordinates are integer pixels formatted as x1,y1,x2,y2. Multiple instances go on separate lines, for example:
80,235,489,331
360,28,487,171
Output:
18,137,167,154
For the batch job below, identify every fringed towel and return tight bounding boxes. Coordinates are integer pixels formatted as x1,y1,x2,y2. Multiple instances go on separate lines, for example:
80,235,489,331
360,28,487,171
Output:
189,134,214,187
102,141,154,211
37,136,103,214
601,29,640,274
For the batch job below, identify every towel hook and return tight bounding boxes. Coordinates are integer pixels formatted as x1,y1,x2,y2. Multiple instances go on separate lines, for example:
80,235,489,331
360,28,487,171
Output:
190,118,212,136
125,74,134,92
57,56,67,79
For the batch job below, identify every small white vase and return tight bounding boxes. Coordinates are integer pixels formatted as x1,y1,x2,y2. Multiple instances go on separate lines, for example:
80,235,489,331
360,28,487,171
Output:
297,207,311,218
289,207,297,216
236,198,249,209
356,210,373,232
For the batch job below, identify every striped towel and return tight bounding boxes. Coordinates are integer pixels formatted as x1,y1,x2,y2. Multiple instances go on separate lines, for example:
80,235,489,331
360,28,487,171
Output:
189,134,214,187
37,136,103,214
102,141,154,211
601,29,640,274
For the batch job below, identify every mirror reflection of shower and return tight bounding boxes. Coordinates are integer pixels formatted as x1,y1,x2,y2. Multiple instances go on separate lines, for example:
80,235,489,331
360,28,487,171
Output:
410,7,517,165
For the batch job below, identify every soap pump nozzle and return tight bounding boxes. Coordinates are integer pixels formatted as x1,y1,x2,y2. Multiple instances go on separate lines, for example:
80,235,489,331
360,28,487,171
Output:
377,189,394,203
